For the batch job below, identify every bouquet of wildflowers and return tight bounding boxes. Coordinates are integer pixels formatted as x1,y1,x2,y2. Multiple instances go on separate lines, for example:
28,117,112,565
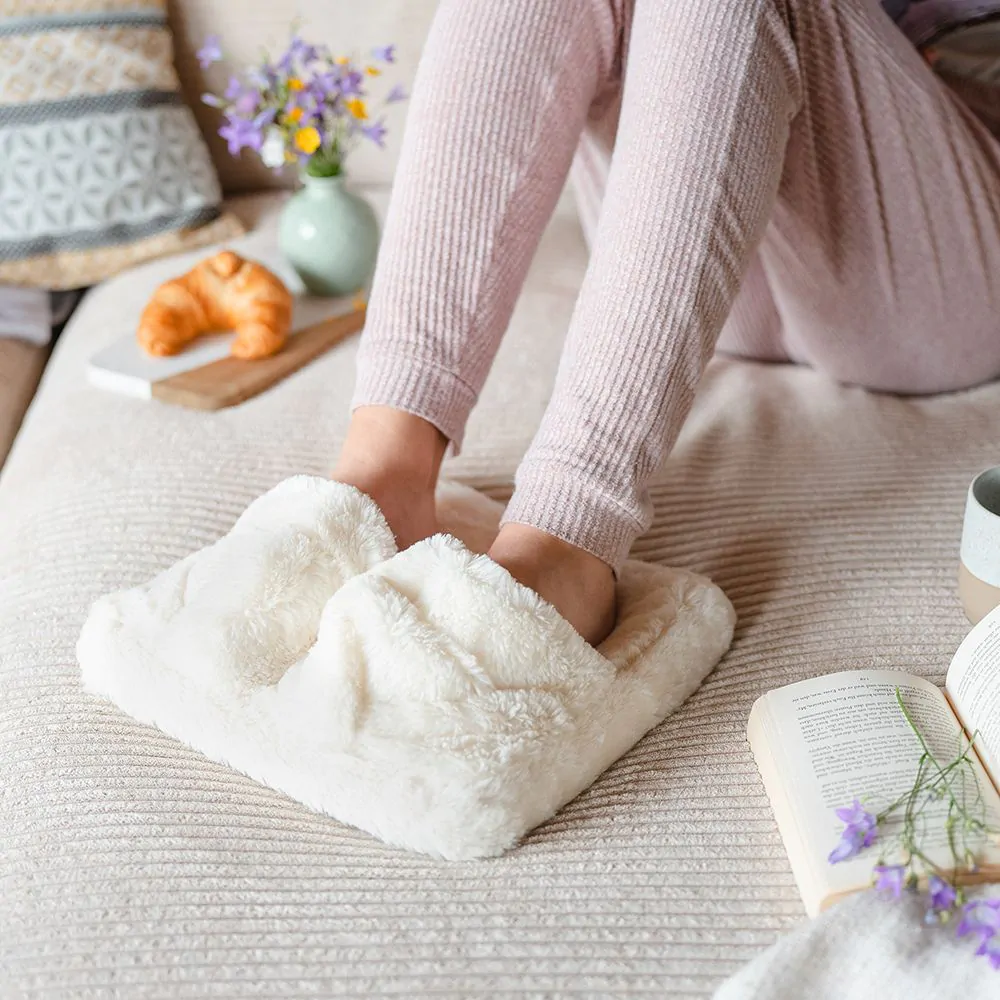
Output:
197,32,406,178
829,688,1000,968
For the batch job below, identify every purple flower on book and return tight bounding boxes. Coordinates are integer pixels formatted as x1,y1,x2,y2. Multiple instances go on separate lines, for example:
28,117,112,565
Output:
872,864,906,899
958,898,1000,940
197,34,223,69
928,875,958,914
978,936,1000,971
372,44,396,63
828,799,878,864
957,898,1000,969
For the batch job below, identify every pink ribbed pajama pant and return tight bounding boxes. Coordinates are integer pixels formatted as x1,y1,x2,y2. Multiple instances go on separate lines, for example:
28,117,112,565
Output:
353,0,1000,570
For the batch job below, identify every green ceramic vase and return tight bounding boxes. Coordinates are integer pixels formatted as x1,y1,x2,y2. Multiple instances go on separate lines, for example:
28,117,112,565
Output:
278,173,379,297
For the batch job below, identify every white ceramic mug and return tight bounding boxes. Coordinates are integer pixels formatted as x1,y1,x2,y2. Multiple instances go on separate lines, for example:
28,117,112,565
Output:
959,466,1000,624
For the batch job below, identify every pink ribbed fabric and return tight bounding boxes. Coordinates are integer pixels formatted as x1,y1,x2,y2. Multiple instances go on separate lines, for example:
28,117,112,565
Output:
353,0,1000,570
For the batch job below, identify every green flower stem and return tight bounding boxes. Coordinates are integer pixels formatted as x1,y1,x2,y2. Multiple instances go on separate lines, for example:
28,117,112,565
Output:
881,688,997,882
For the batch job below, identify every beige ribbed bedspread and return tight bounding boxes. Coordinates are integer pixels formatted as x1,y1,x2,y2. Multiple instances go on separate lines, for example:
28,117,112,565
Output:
0,191,995,998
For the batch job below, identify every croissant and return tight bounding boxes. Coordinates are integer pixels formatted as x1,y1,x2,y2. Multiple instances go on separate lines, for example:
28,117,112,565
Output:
137,250,293,360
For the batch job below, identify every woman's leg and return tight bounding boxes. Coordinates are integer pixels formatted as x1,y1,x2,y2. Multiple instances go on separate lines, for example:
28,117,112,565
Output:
749,1,1000,390
335,0,629,551
342,0,1000,644
495,0,1000,643
492,0,800,641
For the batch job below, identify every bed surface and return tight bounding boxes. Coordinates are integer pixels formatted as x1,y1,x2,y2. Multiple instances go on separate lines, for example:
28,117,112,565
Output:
0,191,992,998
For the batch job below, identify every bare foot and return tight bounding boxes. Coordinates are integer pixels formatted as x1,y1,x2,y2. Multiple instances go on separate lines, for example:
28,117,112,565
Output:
332,406,447,550
333,410,616,645
488,523,617,646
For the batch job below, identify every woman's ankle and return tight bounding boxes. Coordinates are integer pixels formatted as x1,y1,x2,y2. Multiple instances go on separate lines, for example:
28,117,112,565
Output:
332,406,448,549
333,406,448,490
488,522,617,646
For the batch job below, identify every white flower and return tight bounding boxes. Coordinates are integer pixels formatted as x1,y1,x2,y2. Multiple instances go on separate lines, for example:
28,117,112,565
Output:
261,128,286,169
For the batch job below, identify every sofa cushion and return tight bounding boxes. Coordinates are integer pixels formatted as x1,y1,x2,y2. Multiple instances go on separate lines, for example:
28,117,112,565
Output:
168,0,441,193
0,0,243,289
0,188,996,996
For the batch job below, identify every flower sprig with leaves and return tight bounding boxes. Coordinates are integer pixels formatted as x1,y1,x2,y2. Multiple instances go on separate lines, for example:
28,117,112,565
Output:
829,688,1000,968
197,32,407,178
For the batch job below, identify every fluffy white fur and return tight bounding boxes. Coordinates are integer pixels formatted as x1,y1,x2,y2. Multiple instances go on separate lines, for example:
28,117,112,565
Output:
78,476,735,860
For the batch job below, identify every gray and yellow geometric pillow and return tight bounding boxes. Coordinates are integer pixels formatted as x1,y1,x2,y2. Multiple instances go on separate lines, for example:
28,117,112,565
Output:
0,0,243,290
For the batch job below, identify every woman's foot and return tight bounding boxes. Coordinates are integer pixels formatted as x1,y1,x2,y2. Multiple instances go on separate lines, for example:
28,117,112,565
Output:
334,409,616,645
488,523,617,646
332,407,446,550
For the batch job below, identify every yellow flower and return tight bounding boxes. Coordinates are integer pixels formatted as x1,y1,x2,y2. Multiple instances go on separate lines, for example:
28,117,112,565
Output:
288,77,304,91
286,106,304,123
294,126,321,154
335,55,349,65
346,98,368,120
365,66,380,76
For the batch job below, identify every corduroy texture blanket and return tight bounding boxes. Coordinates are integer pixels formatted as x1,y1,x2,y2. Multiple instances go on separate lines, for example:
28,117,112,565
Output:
1,192,996,997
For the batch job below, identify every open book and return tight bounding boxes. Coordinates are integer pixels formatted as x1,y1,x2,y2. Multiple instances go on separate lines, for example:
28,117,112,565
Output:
748,602,1000,916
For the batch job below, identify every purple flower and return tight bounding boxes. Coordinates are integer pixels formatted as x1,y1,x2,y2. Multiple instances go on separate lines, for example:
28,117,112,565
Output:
340,70,364,97
201,92,224,108
253,107,277,129
957,899,1000,942
928,875,957,913
232,89,258,116
247,64,278,90
977,936,1000,971
296,41,321,65
828,799,878,864
372,44,396,63
872,864,906,899
385,83,407,104
224,75,245,101
290,86,320,116
361,120,388,148
279,34,321,73
313,71,341,99
218,113,263,156
221,75,260,116
196,34,222,69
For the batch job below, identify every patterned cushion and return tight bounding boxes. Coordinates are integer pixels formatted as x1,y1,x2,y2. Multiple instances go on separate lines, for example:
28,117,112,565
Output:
0,0,243,289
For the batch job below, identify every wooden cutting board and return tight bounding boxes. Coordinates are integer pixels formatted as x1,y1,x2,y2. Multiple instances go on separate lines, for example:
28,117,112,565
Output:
87,306,365,411
150,308,366,411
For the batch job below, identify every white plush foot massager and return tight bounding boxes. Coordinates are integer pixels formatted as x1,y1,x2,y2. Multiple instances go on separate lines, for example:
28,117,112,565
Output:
78,477,735,859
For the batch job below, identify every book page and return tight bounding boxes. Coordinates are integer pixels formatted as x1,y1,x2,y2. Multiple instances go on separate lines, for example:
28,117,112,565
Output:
946,603,1000,784
750,669,1000,915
